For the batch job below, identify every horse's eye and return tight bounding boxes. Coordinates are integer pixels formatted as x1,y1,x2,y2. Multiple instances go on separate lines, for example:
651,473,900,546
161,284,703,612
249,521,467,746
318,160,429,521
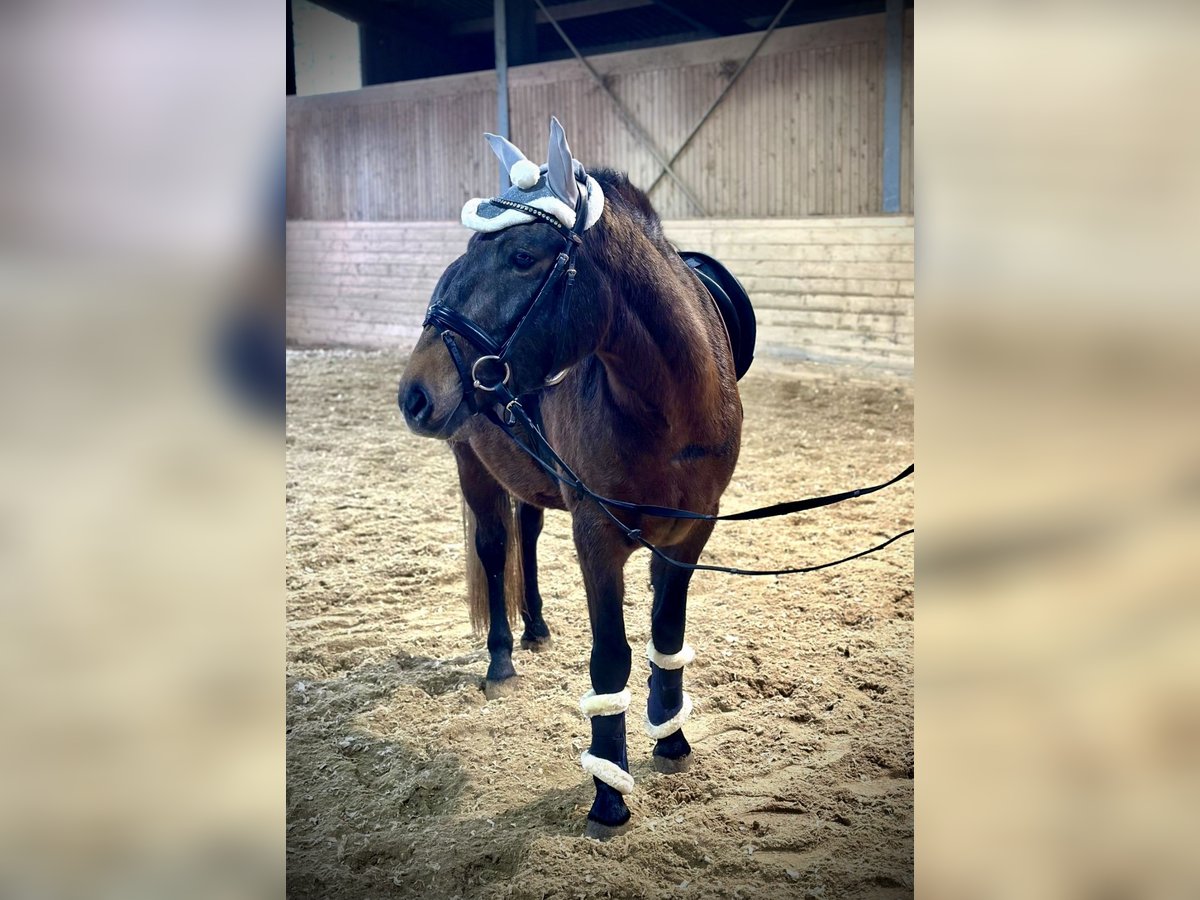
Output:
511,250,535,269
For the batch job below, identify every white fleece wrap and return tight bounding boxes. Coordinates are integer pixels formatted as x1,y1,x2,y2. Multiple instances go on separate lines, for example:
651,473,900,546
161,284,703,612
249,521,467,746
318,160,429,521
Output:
580,752,635,795
579,688,631,718
644,691,693,739
646,639,696,670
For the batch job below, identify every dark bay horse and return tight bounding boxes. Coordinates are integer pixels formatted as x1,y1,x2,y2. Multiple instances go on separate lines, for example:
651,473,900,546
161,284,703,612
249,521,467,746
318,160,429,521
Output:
398,121,742,837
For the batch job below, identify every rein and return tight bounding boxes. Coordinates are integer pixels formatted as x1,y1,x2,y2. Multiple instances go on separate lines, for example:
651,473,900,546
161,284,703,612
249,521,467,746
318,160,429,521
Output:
422,183,914,576
484,387,913,576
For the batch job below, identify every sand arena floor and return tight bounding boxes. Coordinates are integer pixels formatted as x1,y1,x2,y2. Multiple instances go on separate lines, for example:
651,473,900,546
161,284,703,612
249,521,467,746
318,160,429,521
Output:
286,349,913,899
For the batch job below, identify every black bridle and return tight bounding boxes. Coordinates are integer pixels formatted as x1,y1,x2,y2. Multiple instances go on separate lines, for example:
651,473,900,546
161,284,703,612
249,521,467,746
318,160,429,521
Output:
422,182,914,576
424,191,588,411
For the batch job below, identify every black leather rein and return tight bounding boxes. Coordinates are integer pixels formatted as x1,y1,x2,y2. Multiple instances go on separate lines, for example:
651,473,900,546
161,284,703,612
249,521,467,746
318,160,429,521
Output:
421,183,914,576
489,397,913,577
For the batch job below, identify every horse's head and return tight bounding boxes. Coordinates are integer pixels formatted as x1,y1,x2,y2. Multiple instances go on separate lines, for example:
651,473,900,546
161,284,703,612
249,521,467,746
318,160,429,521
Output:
399,118,608,440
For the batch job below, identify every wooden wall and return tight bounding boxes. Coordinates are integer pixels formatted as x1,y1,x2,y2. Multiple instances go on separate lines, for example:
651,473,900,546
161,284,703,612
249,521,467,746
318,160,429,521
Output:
286,217,913,372
286,13,914,221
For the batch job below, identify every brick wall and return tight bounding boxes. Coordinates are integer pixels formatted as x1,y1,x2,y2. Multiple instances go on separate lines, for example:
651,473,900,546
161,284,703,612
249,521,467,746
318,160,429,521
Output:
287,221,467,348
286,216,914,372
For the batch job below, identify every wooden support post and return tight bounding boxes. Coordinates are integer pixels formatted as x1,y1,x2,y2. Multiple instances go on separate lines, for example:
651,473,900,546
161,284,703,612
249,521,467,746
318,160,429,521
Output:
495,0,511,192
882,0,903,213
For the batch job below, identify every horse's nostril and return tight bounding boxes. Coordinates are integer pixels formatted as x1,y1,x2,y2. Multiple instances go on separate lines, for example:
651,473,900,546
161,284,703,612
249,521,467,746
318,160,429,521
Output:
402,383,432,424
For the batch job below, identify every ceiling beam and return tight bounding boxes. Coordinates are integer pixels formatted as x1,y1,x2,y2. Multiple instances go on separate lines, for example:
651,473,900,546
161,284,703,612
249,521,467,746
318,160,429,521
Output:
743,0,887,29
646,0,746,36
451,0,653,35
312,0,468,82
309,0,455,46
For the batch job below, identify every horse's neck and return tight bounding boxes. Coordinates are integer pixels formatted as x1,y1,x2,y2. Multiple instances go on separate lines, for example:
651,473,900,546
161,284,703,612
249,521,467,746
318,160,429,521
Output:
593,271,721,431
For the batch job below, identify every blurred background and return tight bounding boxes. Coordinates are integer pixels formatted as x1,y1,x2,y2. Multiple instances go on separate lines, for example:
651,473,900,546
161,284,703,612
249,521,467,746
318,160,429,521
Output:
917,1,1200,897
1,0,1198,898
0,2,282,899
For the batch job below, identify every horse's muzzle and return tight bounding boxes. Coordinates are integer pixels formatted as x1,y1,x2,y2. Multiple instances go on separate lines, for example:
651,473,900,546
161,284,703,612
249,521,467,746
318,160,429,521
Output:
399,378,460,438
400,381,432,428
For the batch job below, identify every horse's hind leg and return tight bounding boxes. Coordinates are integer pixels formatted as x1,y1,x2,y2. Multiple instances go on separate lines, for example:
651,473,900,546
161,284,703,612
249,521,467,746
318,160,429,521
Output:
573,513,636,838
646,521,714,772
454,444,520,696
516,502,552,651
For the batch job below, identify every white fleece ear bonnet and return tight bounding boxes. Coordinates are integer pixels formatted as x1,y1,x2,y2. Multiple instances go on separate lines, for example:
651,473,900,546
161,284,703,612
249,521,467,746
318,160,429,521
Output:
461,116,605,234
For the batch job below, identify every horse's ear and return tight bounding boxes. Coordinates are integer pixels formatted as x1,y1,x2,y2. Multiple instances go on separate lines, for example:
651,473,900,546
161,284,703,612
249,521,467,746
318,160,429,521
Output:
545,117,579,209
484,132,529,172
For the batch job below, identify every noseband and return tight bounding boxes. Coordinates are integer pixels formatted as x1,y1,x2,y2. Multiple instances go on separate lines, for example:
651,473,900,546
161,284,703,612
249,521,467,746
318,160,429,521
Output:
423,188,589,415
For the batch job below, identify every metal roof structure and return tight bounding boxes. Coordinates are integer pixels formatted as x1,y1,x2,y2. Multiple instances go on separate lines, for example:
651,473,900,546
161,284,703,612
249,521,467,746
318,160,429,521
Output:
294,0,910,85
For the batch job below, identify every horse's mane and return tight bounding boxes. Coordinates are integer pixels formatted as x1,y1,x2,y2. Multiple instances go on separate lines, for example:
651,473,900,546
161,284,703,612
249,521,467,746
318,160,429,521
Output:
584,168,686,321
590,168,665,235
583,168,722,381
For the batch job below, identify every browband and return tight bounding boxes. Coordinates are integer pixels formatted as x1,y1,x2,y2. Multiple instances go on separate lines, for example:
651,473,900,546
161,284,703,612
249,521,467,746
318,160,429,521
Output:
489,197,581,242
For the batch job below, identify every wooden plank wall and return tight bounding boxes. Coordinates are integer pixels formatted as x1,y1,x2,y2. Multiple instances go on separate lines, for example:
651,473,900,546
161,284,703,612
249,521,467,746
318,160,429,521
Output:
286,12,915,221
665,217,913,370
286,216,913,371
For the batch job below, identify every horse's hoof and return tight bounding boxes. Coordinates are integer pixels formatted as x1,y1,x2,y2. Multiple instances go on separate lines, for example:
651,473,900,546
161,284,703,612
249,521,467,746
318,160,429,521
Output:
520,635,552,652
652,753,693,774
583,818,630,841
483,676,520,700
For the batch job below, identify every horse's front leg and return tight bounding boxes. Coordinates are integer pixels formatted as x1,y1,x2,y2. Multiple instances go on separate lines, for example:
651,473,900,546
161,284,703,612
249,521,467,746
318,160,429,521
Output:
646,521,714,772
454,445,518,695
573,513,636,839
516,502,552,650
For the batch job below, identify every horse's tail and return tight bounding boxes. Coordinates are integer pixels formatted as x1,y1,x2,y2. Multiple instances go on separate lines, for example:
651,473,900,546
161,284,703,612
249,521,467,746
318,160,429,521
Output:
462,493,526,634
